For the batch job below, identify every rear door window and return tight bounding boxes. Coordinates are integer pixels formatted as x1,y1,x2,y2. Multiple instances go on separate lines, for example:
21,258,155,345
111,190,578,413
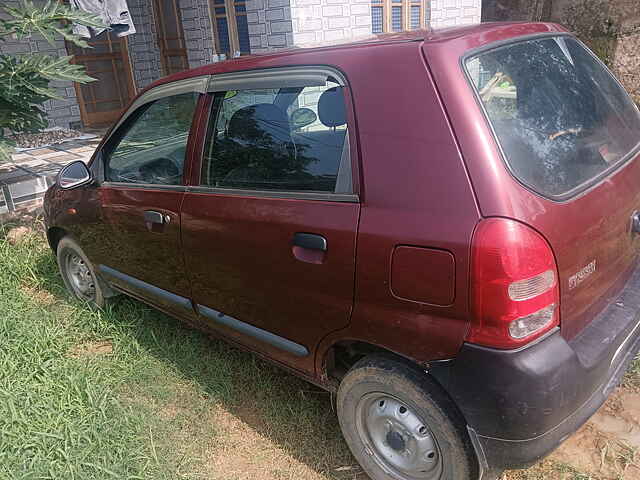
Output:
201,81,351,194
466,36,640,197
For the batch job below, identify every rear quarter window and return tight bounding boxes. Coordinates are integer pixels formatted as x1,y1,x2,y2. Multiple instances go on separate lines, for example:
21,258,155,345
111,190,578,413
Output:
466,36,640,198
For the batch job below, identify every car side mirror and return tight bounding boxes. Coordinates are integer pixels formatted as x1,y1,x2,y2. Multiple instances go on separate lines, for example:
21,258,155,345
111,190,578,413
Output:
290,107,317,130
58,160,92,189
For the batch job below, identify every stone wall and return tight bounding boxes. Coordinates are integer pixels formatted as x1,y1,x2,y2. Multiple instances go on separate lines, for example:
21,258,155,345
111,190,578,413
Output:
483,0,639,103
0,0,82,129
609,0,640,103
553,0,639,103
246,0,372,52
246,0,295,53
179,0,219,66
612,32,640,104
127,0,163,91
430,0,482,28
290,0,371,46
482,0,552,22
109,0,219,90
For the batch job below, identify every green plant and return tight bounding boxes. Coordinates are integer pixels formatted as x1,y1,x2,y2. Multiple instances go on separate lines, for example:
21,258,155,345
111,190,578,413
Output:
0,1,104,162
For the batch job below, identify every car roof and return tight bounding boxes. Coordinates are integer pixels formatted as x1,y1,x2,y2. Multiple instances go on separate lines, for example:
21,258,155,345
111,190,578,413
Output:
143,22,568,92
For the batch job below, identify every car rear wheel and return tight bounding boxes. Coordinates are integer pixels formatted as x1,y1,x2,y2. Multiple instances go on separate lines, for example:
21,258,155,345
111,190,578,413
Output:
57,236,105,308
337,355,478,480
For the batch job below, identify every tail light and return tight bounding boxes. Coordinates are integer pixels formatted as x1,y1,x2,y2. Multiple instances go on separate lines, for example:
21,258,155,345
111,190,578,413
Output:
468,218,559,349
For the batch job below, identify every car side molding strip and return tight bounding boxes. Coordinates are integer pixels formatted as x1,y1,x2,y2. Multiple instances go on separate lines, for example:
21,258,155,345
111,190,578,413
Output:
197,304,309,357
98,265,193,312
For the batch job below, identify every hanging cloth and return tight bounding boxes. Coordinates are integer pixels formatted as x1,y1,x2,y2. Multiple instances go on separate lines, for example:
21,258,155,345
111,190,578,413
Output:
70,0,136,38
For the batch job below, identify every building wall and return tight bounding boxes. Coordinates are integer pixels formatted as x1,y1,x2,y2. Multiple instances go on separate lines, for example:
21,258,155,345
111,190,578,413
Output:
429,0,482,28
246,0,372,52
554,0,639,104
2,0,484,131
246,0,295,53
290,0,372,46
482,0,551,22
487,0,639,104
127,0,164,91
179,0,219,66
611,32,640,103
123,0,219,90
0,0,82,129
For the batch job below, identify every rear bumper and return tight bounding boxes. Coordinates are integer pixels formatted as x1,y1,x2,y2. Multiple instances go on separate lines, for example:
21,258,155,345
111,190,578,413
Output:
432,263,640,472
470,328,640,472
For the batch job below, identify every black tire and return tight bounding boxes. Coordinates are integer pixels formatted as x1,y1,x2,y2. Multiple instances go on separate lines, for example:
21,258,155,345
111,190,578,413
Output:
56,236,106,308
337,355,478,480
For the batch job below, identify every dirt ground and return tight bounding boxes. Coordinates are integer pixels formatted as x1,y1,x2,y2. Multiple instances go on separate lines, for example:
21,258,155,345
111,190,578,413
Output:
548,389,640,478
191,385,640,480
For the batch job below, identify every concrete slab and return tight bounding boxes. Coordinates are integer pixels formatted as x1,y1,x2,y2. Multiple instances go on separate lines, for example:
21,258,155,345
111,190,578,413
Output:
0,133,103,214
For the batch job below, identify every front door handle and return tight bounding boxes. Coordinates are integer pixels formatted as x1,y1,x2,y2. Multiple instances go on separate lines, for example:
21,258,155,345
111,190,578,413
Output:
292,233,327,251
144,210,165,224
144,210,170,233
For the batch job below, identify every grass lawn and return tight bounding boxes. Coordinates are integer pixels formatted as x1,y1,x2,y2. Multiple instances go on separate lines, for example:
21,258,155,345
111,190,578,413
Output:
1,219,639,480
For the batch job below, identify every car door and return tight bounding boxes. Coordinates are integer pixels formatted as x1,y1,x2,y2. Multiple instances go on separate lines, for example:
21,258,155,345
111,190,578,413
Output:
181,67,360,374
93,80,206,319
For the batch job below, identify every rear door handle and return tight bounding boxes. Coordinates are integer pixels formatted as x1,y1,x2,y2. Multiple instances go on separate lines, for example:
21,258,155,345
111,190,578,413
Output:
632,211,640,234
292,232,327,251
144,210,165,224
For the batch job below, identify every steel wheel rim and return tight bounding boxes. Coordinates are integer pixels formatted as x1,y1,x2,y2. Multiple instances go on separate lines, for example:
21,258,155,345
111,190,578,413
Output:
65,252,96,301
355,393,443,480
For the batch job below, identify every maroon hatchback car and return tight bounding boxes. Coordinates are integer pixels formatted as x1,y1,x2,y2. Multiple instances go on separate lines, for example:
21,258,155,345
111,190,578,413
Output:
44,22,640,480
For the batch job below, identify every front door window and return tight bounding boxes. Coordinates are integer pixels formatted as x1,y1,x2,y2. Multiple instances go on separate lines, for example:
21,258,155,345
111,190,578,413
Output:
104,92,199,185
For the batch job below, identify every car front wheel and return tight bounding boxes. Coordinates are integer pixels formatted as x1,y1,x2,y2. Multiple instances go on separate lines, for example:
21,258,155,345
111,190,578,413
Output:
337,355,478,480
57,236,106,308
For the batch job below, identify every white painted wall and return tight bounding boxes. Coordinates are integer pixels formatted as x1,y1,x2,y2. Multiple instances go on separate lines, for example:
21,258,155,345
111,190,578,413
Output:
429,0,481,28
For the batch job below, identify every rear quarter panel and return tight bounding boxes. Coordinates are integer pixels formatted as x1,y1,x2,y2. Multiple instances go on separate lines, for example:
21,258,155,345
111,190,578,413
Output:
317,41,481,368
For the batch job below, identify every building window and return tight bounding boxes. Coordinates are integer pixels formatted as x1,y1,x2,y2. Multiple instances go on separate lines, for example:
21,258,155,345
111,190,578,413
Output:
410,4,421,29
211,0,251,57
234,0,250,54
371,1,384,34
391,3,402,32
371,0,429,33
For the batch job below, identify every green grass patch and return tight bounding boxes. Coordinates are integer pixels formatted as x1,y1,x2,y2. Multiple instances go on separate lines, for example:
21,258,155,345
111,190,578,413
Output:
623,354,640,392
0,223,355,479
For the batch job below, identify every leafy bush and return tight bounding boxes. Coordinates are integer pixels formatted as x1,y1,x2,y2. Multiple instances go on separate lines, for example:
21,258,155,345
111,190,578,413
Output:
0,1,104,162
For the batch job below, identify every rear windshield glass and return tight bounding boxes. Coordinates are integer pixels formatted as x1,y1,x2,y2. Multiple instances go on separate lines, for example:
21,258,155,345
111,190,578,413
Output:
466,36,640,197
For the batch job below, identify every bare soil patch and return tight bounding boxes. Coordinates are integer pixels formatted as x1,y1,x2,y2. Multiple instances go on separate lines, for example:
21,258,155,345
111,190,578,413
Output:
68,340,114,358
6,226,34,245
508,387,640,479
203,404,363,480
20,284,56,305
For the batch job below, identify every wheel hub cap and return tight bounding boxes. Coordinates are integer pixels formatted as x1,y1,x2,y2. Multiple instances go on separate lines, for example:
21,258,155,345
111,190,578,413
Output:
66,253,95,300
355,393,443,480
386,430,406,452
